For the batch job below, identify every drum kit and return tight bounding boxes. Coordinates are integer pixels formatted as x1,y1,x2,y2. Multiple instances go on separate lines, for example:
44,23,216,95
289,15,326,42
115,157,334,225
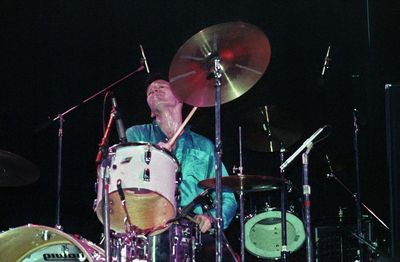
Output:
0,21,321,261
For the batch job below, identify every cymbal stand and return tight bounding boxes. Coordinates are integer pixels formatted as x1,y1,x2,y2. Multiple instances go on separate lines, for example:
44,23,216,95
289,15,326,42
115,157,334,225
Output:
233,126,245,262
325,156,389,230
280,143,289,261
260,106,289,260
95,106,117,262
353,108,364,261
212,55,224,262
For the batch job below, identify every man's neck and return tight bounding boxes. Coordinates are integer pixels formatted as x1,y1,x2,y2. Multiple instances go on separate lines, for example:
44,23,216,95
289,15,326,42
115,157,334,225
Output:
154,107,182,139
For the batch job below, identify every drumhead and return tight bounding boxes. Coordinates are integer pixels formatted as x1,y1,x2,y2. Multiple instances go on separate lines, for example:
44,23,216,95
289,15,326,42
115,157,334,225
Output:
0,224,104,262
109,142,181,169
245,210,306,259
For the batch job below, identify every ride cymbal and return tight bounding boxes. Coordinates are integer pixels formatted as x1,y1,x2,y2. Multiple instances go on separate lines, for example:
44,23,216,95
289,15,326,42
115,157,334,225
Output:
169,21,271,107
0,150,40,187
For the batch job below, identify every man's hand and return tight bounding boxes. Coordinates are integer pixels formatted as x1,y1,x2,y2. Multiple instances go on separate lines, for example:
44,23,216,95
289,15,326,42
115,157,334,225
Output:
194,214,213,233
157,141,173,152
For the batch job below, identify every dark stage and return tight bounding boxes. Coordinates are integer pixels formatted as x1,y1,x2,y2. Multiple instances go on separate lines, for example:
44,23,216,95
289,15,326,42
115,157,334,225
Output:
1,1,399,261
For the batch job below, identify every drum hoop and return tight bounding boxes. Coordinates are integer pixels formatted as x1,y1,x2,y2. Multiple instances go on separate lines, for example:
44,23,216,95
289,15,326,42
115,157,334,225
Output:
244,210,306,259
110,142,181,171
0,224,102,262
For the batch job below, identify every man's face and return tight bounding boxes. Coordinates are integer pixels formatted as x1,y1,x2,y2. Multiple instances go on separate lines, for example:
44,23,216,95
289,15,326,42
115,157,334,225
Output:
146,80,181,115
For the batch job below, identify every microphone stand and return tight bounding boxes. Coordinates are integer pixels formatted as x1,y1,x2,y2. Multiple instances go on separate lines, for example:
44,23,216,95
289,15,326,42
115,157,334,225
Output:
96,106,117,262
35,65,145,231
280,126,328,262
302,144,314,262
55,115,64,229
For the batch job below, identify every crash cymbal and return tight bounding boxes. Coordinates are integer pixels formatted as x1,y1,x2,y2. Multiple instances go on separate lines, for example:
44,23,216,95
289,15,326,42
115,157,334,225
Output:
198,175,287,193
241,105,303,152
0,150,40,187
169,21,271,107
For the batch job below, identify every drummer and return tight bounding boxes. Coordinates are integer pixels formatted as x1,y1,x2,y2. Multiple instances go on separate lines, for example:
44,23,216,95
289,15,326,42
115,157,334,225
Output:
126,74,237,232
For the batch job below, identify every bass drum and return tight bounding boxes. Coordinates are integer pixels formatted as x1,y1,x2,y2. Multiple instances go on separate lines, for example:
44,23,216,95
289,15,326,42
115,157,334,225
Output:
245,209,306,260
0,224,105,262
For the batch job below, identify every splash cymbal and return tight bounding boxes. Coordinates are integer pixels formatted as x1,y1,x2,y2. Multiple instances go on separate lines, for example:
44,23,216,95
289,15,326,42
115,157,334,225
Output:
0,150,40,187
198,175,287,193
169,21,271,107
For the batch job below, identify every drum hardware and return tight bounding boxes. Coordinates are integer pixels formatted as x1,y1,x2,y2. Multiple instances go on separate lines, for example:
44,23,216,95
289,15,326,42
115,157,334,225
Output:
279,143,289,261
116,179,138,234
169,21,271,261
280,125,330,262
233,125,246,262
143,168,150,182
145,144,152,165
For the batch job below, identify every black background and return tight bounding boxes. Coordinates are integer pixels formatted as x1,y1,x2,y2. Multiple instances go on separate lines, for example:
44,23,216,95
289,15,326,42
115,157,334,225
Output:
1,0,399,259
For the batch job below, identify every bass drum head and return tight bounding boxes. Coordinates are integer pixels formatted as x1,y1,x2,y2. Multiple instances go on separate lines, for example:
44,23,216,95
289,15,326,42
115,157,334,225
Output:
0,224,104,262
245,211,306,259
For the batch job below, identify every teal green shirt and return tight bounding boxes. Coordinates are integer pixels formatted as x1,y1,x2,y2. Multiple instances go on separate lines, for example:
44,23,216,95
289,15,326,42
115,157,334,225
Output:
126,122,237,228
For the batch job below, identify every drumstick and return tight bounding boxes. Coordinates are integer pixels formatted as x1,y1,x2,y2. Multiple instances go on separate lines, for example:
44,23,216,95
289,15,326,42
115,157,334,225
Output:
167,106,198,148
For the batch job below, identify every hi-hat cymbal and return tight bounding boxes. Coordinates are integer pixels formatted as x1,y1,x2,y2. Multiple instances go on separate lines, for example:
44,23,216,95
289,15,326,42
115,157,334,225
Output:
198,175,287,193
241,105,303,152
0,150,40,187
169,21,271,107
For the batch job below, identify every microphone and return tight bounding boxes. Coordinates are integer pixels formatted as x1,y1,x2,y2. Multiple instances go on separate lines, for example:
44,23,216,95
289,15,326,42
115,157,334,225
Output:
139,44,150,74
110,92,127,143
321,45,331,76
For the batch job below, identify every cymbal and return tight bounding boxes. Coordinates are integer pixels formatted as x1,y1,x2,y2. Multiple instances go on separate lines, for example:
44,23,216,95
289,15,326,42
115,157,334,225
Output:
241,105,303,152
0,150,40,187
198,175,287,193
169,21,271,107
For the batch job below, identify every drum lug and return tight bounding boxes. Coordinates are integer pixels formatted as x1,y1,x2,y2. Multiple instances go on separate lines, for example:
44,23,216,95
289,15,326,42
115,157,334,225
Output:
175,170,182,183
289,204,295,213
175,188,181,202
144,144,152,164
143,168,150,182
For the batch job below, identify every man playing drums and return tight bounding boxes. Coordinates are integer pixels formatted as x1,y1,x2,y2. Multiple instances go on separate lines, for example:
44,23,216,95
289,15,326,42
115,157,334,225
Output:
125,75,237,260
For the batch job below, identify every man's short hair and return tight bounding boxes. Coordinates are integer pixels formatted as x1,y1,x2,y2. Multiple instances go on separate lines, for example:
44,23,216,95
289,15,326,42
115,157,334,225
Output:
144,73,168,89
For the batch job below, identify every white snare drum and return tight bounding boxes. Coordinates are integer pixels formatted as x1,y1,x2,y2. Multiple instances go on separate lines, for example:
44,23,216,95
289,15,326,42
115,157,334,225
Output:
245,210,306,259
0,224,105,262
95,143,181,235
